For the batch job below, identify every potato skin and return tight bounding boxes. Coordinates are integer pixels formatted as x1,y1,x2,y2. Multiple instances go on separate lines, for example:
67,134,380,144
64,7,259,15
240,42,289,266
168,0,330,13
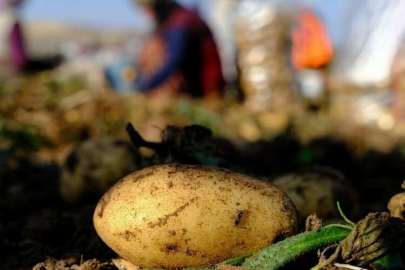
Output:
94,164,298,269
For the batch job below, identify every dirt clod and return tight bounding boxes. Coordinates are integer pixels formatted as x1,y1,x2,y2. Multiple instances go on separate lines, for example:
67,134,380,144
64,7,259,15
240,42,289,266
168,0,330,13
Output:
305,214,323,232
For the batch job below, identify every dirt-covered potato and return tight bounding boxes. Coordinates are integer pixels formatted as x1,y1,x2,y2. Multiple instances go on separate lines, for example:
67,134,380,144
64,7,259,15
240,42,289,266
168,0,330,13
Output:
388,182,405,220
273,168,358,220
60,138,141,203
94,164,298,269
388,193,405,220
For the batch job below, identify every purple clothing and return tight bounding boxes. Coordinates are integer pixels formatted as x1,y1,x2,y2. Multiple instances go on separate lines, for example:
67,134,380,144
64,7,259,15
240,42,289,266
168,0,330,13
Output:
0,0,6,10
0,0,27,69
10,22,27,69
0,0,22,10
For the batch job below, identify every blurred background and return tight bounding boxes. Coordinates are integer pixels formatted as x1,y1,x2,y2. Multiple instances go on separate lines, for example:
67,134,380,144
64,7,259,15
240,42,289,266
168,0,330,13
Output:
2,0,405,269
3,0,404,144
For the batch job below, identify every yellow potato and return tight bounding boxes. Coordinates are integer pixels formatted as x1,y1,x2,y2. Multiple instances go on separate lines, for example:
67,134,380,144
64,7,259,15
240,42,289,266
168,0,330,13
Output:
94,164,298,269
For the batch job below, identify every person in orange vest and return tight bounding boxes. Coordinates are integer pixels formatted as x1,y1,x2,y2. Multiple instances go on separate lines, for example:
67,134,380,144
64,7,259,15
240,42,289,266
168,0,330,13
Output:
291,10,334,101
291,10,334,70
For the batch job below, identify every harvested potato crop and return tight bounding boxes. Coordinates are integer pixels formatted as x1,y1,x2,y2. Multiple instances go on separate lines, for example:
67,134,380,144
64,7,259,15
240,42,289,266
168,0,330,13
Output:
60,138,141,203
273,168,358,221
388,194,405,219
388,181,405,220
93,164,298,269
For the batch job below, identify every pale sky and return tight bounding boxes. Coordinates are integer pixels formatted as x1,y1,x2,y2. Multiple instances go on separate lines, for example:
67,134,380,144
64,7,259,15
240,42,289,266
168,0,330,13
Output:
20,0,201,29
20,0,345,43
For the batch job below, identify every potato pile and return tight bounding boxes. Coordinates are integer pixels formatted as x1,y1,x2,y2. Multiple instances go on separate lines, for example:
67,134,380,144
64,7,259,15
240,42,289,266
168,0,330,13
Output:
235,2,296,111
94,164,298,268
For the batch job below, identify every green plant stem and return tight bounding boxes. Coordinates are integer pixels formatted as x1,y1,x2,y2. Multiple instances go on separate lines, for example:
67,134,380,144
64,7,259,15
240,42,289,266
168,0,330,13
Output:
242,225,352,269
218,253,253,266
337,201,356,228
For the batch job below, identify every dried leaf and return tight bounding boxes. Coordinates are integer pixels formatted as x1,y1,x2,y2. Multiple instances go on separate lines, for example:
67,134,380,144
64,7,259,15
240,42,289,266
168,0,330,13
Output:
112,258,140,270
306,214,324,232
71,259,106,270
315,212,405,269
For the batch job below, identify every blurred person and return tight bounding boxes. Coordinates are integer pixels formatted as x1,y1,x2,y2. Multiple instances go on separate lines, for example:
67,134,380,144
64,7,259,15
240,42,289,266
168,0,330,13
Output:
133,0,225,98
0,0,28,74
291,9,334,103
0,0,62,77
292,10,333,71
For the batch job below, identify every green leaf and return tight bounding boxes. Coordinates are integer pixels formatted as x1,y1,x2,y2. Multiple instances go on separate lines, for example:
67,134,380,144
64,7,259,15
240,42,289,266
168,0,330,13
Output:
297,148,315,164
374,252,404,269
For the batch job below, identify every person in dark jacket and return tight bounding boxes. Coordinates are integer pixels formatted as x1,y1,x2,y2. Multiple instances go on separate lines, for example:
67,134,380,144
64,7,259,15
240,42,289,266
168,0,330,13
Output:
134,0,225,98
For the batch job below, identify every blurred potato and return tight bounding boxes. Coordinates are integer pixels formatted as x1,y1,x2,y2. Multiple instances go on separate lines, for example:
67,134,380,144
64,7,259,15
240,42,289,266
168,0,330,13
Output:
273,168,359,221
60,138,141,203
